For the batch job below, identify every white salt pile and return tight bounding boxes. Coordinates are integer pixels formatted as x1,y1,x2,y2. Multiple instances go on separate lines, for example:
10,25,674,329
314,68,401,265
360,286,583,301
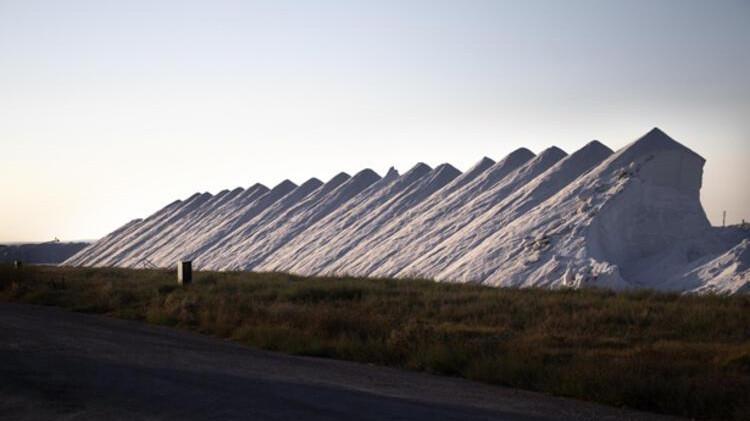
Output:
64,128,749,294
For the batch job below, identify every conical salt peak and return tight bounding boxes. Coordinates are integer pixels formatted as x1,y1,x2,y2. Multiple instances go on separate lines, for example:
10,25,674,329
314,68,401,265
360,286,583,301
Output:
499,147,536,168
185,192,203,201
539,146,568,160
434,163,461,177
383,166,400,180
353,168,380,180
299,177,323,189
466,156,495,174
634,127,682,149
405,162,432,176
622,127,703,162
247,182,268,192
272,179,297,191
582,140,614,155
477,156,495,166
327,172,351,185
508,147,535,160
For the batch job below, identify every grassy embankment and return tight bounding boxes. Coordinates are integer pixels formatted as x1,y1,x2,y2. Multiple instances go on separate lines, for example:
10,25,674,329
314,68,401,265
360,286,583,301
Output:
1,265,748,420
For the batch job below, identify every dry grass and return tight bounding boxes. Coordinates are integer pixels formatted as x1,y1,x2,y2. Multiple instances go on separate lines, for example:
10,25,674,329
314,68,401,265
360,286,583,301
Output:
1,264,749,420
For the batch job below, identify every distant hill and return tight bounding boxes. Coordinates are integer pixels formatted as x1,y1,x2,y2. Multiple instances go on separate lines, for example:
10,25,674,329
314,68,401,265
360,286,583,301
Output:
0,241,91,265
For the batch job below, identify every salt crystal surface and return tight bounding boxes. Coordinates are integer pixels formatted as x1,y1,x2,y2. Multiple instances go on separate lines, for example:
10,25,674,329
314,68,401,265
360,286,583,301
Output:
63,128,749,294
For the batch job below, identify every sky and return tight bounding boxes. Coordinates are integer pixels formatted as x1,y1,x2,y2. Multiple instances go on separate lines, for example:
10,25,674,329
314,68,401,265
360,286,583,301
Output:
0,0,748,243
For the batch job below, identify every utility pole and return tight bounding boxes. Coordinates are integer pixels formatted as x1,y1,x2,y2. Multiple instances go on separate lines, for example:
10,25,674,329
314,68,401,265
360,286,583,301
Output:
722,211,726,227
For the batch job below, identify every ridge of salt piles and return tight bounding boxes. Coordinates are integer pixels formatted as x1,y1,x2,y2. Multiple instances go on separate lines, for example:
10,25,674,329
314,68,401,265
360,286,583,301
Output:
65,128,750,294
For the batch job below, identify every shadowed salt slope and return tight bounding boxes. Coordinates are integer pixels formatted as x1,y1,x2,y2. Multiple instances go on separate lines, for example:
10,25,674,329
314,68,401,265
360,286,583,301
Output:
270,163,459,276
207,173,348,268
667,239,750,294
254,167,400,272
216,169,382,271
106,183,275,268
193,178,324,269
119,188,242,267
400,141,613,279
134,186,259,267
81,181,277,268
95,192,215,267
321,163,462,276
439,129,748,293
343,150,532,278
64,128,749,293
64,218,144,266
366,147,566,278
66,198,189,266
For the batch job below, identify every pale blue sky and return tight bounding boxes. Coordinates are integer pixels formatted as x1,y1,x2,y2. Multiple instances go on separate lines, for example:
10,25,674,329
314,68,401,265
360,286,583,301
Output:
1,0,748,242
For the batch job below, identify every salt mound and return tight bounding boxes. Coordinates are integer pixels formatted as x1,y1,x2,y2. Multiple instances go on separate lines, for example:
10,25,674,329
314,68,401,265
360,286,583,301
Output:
64,128,749,294
262,166,402,273
665,239,750,294
349,149,540,278
220,169,381,271
411,140,612,279
439,128,745,293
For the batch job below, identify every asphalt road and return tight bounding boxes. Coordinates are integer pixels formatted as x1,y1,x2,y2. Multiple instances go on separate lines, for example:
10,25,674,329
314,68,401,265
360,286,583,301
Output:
0,302,681,421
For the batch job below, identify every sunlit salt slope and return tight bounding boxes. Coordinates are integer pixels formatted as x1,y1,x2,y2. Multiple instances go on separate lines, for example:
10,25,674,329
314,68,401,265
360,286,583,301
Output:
64,128,749,294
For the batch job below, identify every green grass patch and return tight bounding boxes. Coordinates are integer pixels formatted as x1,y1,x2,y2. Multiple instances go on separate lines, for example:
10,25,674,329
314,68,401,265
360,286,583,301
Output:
1,264,748,420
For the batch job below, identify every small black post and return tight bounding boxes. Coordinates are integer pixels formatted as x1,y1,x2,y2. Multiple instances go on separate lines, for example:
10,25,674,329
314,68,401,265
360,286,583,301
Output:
13,260,22,269
178,260,192,285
